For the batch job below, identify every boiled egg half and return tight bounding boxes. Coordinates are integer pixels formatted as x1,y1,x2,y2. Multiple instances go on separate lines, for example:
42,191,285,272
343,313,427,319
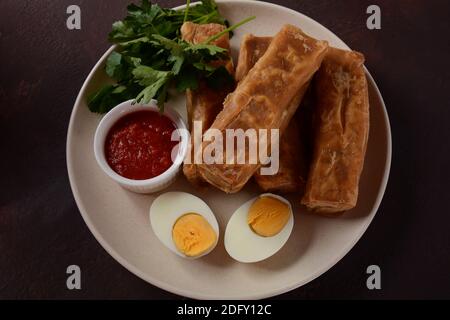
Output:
150,192,219,259
225,193,294,263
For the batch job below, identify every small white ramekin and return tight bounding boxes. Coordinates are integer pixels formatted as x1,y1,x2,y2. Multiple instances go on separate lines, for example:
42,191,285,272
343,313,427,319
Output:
94,99,189,194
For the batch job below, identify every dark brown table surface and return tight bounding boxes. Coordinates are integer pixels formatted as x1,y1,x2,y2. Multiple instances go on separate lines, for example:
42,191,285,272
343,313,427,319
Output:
1,0,449,300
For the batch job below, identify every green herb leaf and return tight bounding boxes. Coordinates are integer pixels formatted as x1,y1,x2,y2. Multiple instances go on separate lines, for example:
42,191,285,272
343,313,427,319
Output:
192,61,216,72
87,85,115,113
88,0,254,113
105,51,123,78
185,43,227,56
132,65,172,104
206,65,235,90
157,82,169,111
176,66,199,92
88,84,138,114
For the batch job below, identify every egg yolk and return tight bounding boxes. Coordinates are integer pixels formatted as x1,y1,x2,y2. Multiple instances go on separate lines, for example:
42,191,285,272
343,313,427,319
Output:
247,196,290,237
172,213,217,257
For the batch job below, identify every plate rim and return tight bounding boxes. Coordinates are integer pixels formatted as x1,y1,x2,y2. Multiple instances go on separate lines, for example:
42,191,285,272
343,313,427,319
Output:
66,0,392,300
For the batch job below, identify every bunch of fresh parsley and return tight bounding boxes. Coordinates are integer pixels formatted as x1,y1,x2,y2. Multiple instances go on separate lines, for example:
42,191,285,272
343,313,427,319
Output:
88,0,253,113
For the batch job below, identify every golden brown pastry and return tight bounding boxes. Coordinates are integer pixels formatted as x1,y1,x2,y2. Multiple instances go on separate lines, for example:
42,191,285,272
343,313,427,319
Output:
235,34,306,193
254,119,306,193
235,34,272,82
301,47,370,214
197,25,328,193
181,22,235,186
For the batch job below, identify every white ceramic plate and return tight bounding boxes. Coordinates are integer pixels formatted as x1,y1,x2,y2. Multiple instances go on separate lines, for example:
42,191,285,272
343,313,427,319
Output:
67,0,391,299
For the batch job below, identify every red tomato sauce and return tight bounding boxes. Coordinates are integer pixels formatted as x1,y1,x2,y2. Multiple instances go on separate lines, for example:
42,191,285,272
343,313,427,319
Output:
105,111,178,180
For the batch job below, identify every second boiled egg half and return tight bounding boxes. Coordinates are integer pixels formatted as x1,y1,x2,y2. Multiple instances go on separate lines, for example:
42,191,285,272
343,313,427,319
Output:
225,193,294,263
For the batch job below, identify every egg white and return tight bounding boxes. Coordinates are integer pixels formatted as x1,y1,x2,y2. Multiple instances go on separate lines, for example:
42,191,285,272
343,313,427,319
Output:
149,191,219,259
224,193,294,263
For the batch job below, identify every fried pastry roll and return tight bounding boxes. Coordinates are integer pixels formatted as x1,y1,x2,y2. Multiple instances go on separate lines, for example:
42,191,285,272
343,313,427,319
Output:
197,25,328,193
254,119,306,193
235,35,272,82
301,47,370,213
181,22,235,186
236,34,306,193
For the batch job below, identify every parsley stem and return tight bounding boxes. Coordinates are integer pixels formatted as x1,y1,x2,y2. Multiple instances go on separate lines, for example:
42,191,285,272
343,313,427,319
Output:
183,0,191,23
193,11,215,23
204,16,256,44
